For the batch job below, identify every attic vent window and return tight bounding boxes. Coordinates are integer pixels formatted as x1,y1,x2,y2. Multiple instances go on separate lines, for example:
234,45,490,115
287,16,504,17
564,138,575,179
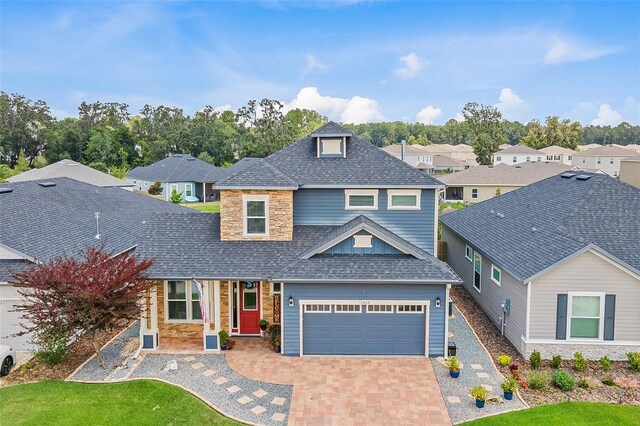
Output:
38,182,56,187
353,235,373,248
320,138,343,156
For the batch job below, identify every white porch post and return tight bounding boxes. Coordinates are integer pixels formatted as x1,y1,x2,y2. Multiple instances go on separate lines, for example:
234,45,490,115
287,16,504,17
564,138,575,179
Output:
141,287,159,350
214,280,221,333
201,281,219,352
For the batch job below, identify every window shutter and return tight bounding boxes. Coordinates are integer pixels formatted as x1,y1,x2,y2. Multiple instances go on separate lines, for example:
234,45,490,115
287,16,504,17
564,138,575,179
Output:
604,294,616,341
555,294,568,340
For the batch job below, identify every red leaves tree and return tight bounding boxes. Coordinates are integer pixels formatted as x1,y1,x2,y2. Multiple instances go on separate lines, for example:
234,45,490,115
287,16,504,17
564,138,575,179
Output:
11,247,154,368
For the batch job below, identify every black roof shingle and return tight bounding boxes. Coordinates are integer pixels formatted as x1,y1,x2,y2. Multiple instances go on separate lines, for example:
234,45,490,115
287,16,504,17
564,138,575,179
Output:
126,154,226,183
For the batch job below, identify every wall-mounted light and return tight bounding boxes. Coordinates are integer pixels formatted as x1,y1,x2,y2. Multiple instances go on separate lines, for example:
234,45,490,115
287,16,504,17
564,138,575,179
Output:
435,296,441,308
288,295,294,307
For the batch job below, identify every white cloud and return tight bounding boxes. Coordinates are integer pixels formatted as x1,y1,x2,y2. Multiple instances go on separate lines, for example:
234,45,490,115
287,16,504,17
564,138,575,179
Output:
544,36,620,65
454,112,465,122
590,104,624,126
301,54,327,79
69,90,86,103
495,88,528,120
394,52,426,79
285,86,384,124
214,104,232,113
416,106,442,125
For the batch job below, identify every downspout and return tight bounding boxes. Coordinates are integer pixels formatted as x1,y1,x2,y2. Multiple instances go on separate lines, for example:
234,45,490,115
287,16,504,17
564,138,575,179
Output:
401,139,406,162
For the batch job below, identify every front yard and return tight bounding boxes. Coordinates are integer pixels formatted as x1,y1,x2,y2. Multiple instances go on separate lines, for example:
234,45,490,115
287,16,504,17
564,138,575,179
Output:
0,380,242,425
181,202,220,213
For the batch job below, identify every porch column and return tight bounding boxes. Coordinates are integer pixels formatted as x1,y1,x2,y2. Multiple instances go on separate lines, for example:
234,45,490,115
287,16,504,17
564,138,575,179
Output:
214,280,221,333
141,287,159,350
202,281,219,351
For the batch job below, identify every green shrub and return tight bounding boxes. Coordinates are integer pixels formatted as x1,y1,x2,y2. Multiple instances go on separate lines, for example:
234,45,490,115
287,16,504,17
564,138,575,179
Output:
470,385,489,402
552,370,575,391
551,355,562,369
529,350,542,370
627,352,640,372
497,354,511,367
148,181,163,195
577,378,589,389
602,376,615,386
446,356,460,372
573,352,588,372
527,371,549,390
218,329,228,346
600,356,611,372
501,378,519,393
170,188,183,204
35,332,69,365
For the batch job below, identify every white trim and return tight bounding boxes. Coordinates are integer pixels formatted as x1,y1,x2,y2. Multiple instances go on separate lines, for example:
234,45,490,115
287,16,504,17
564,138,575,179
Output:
387,189,421,210
320,138,342,155
214,280,221,332
444,284,450,358
242,195,270,237
301,184,444,189
299,299,431,306
269,282,281,295
491,264,501,286
241,285,258,311
521,336,640,346
164,280,202,323
465,245,473,262
473,252,482,293
299,298,303,357
280,282,285,355
353,234,373,248
304,303,332,313
0,243,36,262
184,183,193,197
366,304,394,314
567,291,605,341
397,304,425,314
425,303,430,358
525,281,532,340
434,189,439,258
334,303,362,313
344,189,379,210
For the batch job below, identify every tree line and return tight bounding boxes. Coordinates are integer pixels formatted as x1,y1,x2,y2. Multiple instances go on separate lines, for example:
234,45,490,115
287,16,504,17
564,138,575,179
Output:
1,92,639,176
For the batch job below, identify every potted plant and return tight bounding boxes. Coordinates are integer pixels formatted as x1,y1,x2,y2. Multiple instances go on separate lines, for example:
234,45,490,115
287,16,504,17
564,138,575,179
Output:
470,385,489,408
501,378,519,400
446,356,460,378
259,319,269,332
509,363,519,380
218,329,228,350
274,335,281,353
226,338,235,350
267,323,281,352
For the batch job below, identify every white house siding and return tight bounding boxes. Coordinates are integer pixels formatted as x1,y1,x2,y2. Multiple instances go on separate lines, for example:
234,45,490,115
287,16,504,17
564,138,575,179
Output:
571,155,627,177
441,226,528,354
528,250,640,360
494,154,543,165
0,284,33,351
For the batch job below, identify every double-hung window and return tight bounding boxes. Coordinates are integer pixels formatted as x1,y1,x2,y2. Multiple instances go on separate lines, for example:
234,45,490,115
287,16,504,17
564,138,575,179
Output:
471,188,478,199
491,264,501,285
185,183,193,197
473,252,482,292
345,189,378,210
243,195,269,236
166,280,204,322
387,189,421,210
465,245,473,261
568,293,604,339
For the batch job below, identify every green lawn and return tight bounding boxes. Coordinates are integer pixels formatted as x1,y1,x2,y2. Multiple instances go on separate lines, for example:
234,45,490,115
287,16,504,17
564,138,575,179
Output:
181,202,220,213
461,402,640,426
0,380,242,425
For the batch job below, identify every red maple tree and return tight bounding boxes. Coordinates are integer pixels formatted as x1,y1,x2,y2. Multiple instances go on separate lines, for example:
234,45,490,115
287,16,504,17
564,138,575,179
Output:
11,247,154,368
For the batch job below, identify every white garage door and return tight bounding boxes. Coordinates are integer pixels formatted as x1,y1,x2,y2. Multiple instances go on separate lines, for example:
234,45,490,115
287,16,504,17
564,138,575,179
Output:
0,285,33,351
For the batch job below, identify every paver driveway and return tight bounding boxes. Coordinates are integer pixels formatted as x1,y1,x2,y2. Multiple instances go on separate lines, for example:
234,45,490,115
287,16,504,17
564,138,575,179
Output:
226,339,451,426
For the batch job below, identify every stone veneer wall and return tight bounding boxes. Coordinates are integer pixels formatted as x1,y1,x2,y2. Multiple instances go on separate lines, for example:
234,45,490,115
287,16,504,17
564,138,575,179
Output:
220,190,293,241
261,282,277,324
155,281,202,343
521,341,640,361
220,281,230,333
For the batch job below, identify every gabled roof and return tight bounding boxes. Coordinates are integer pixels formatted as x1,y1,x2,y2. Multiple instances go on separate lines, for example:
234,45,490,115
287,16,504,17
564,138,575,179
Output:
621,154,640,163
215,122,444,189
126,154,226,183
573,145,636,157
7,159,133,188
429,155,466,168
381,143,432,156
539,146,576,155
496,144,544,155
438,161,572,186
310,121,353,137
215,159,298,190
222,157,261,179
0,178,193,264
440,172,640,282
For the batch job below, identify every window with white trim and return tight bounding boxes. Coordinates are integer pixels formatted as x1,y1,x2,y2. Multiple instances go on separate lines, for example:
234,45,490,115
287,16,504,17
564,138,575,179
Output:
367,304,393,313
305,304,332,313
568,293,604,339
269,282,281,294
491,264,501,285
345,189,378,210
473,252,482,292
496,156,501,162
471,188,478,199
185,183,193,197
320,138,342,155
465,245,473,261
512,156,517,163
597,157,601,164
166,280,203,321
387,189,421,210
243,195,269,236
335,304,362,313
397,304,424,313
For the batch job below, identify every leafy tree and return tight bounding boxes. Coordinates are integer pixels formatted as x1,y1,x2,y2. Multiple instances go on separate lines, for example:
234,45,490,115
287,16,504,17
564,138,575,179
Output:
14,149,30,173
148,181,163,195
46,118,84,163
521,120,546,149
170,187,182,203
284,108,328,140
237,99,295,157
33,155,48,169
11,247,154,368
197,152,216,165
462,102,507,165
521,116,583,150
84,127,128,167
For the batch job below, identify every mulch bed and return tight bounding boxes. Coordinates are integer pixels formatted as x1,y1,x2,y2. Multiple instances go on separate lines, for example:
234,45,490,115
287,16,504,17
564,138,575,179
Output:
451,285,640,406
3,321,130,386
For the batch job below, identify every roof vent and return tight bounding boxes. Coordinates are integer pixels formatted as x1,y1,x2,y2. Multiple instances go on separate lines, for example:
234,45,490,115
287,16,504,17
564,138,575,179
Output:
38,181,56,187
174,154,183,158
496,212,505,218
561,172,577,179
575,174,593,181
515,165,521,168
187,158,196,161
0,187,13,194
532,227,538,232
95,212,101,240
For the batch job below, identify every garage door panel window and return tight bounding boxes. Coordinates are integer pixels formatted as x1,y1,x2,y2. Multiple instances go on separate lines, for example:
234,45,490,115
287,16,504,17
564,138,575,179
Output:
335,304,362,313
397,304,424,313
366,304,393,313
305,304,332,313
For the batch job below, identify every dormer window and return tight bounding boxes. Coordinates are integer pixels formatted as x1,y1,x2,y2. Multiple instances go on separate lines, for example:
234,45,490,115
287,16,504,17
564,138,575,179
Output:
243,195,269,236
317,137,346,158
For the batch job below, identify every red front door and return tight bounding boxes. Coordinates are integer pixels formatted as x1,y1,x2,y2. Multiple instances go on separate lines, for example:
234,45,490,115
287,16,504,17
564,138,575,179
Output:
239,281,260,334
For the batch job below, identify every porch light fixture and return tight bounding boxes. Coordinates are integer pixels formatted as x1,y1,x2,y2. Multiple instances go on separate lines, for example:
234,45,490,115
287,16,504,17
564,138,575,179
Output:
435,297,441,308
288,295,294,307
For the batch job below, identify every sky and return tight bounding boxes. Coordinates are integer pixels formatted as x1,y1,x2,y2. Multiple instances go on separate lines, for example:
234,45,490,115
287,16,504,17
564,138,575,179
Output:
1,1,639,126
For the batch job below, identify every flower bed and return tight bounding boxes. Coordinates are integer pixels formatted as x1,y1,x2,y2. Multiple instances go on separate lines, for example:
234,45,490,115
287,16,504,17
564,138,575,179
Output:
450,286,640,406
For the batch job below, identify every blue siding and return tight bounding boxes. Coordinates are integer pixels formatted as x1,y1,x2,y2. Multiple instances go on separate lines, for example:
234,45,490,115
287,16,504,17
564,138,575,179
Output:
283,283,446,357
293,189,436,254
323,231,402,255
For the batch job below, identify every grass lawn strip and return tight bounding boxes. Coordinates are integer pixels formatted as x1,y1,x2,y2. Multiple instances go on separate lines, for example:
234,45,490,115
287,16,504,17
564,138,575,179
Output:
460,402,640,426
0,380,243,425
181,202,220,213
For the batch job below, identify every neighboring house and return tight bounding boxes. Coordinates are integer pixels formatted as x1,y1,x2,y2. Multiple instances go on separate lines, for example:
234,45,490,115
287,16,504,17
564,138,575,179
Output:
381,143,435,168
625,144,640,153
137,122,461,357
126,154,227,202
383,143,477,168
493,145,545,165
440,172,640,360
0,178,192,351
620,155,640,188
539,146,576,165
577,143,603,151
439,161,572,203
223,157,261,178
7,159,134,190
571,145,636,177
417,154,468,174
498,143,512,150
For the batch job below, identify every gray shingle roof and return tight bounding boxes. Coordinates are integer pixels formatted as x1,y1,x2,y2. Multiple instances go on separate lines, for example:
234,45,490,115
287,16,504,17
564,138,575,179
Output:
310,122,353,137
215,122,444,188
496,144,545,155
0,260,32,282
126,154,226,183
222,157,261,178
8,160,134,188
438,161,573,186
440,172,640,282
215,159,298,189
0,178,194,264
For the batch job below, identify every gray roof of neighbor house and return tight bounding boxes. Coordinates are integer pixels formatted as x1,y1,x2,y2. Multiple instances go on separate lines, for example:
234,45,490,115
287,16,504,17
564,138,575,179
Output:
421,155,466,168
439,161,573,186
440,172,640,282
496,144,545,155
222,157,261,178
137,213,460,283
573,145,636,157
7,159,134,188
126,154,226,183
215,122,444,189
0,178,193,266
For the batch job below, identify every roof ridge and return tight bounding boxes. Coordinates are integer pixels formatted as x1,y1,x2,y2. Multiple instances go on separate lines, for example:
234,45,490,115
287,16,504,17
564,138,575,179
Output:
261,158,299,186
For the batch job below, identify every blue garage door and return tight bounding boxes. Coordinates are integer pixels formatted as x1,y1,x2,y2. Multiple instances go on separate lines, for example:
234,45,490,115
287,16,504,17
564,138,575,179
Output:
303,303,426,355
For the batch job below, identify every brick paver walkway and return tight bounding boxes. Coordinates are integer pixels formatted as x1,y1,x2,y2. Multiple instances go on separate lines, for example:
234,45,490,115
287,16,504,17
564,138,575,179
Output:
227,338,451,426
